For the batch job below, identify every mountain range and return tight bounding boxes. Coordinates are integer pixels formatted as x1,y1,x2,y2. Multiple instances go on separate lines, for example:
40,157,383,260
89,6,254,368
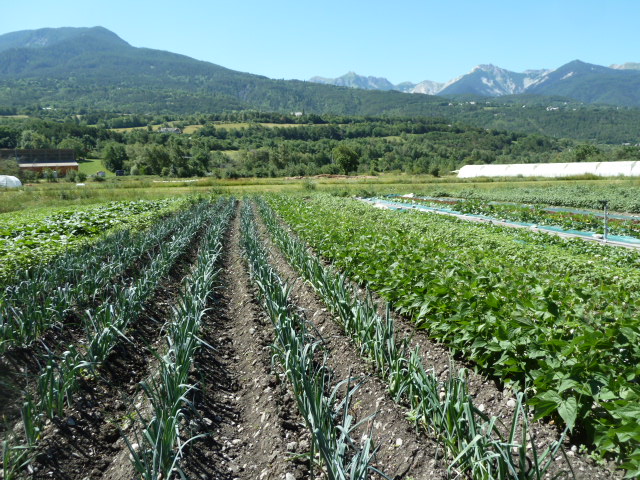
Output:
311,61,640,105
0,25,639,118
0,26,452,115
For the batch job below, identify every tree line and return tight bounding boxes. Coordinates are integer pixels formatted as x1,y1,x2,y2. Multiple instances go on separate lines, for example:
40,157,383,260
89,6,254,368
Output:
1,112,640,180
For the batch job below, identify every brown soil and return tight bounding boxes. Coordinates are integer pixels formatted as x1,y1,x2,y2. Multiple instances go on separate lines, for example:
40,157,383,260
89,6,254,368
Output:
4,199,621,480
253,206,448,479
180,207,309,480
25,237,197,480
0,218,186,439
14,203,310,480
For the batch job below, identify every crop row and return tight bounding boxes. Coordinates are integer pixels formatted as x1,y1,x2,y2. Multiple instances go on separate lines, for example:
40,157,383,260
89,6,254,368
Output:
415,183,640,214
240,200,381,480
2,199,228,479
268,193,640,475
0,197,212,353
0,198,187,284
392,195,640,240
258,198,568,479
126,198,234,479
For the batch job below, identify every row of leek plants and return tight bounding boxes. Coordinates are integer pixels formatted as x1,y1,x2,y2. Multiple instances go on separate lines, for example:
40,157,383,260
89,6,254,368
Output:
126,198,235,480
0,198,210,353
257,198,570,480
1,200,225,480
240,201,385,480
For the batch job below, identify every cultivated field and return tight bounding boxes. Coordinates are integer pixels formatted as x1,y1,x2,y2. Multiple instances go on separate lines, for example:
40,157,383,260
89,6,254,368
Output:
1,178,638,479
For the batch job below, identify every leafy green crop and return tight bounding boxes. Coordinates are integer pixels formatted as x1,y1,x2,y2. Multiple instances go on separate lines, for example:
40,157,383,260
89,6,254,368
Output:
412,182,640,214
394,196,640,239
0,199,186,284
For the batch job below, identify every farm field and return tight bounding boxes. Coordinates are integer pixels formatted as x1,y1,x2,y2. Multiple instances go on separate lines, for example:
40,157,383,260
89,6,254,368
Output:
78,158,109,176
406,180,640,214
1,182,638,479
0,198,188,284
377,195,640,242
267,192,640,476
4,174,640,214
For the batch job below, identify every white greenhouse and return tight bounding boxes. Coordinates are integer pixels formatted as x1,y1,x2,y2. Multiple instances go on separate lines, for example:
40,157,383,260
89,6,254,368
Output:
457,161,640,179
0,175,22,188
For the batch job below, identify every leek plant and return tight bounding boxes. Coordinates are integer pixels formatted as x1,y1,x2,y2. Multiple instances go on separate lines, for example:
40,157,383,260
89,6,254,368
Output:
0,199,220,353
1,438,30,480
258,198,571,480
125,199,234,480
240,201,384,480
1,399,41,480
3,199,230,478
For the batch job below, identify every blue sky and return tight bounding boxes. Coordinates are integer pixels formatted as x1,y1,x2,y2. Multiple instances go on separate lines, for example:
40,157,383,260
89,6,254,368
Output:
1,0,637,83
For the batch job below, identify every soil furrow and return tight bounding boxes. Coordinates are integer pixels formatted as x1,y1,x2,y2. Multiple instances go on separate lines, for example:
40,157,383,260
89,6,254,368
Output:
182,204,308,480
22,221,204,480
0,219,203,441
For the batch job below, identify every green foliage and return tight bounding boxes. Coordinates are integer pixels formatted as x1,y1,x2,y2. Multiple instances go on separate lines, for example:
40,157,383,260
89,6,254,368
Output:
332,144,359,174
0,157,20,176
19,129,49,149
2,111,640,179
1,199,223,477
396,196,640,238
1,28,640,143
302,178,317,190
259,198,570,479
0,113,581,179
240,200,380,479
413,182,640,213
126,199,233,480
102,141,127,172
0,198,185,285
57,137,85,158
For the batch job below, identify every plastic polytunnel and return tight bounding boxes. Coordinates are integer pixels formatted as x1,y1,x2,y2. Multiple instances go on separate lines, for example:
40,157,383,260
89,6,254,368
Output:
0,175,22,187
457,161,640,179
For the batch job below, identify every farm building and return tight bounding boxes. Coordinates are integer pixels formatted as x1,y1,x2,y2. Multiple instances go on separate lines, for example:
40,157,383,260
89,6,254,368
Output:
0,175,21,187
0,149,79,174
457,161,640,178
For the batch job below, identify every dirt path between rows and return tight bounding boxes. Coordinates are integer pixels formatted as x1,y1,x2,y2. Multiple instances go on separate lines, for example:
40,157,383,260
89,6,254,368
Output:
0,215,200,442
9,198,621,479
181,203,309,480
11,203,310,480
27,238,198,479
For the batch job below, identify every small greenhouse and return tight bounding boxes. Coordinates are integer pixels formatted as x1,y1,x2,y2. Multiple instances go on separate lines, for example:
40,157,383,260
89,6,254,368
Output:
457,161,640,179
0,175,22,188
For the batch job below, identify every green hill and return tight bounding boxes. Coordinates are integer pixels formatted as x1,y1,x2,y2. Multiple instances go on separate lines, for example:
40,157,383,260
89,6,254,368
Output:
526,60,640,106
0,27,449,115
2,27,640,143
